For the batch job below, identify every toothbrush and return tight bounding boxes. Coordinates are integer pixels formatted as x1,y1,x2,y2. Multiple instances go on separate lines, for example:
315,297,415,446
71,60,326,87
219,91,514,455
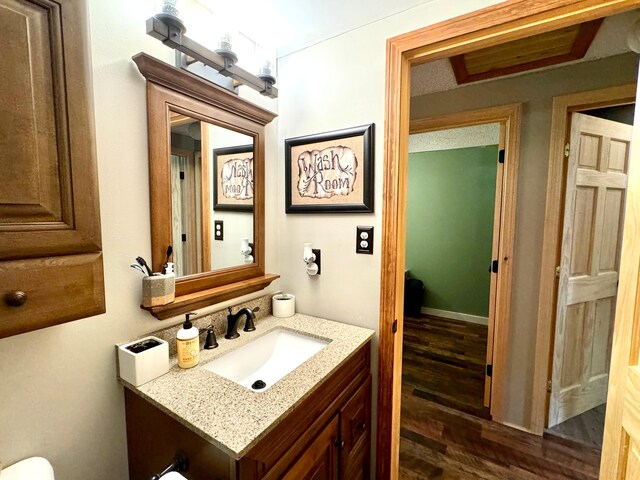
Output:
136,256,153,276
130,263,147,275
162,245,173,274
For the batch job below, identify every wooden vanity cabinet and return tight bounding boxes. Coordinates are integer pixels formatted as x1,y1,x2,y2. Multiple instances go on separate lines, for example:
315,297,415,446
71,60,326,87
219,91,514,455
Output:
124,341,372,480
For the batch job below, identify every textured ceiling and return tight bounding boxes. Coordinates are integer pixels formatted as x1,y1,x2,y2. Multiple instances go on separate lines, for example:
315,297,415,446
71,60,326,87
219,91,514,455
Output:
410,10,638,97
409,124,500,153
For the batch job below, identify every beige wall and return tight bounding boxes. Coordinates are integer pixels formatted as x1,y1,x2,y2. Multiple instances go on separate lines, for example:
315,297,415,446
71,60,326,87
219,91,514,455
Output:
410,52,638,428
0,0,279,478
0,0,530,478
275,0,503,466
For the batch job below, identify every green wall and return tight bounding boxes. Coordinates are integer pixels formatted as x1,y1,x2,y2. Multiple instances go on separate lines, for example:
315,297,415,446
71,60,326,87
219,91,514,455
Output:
406,146,498,317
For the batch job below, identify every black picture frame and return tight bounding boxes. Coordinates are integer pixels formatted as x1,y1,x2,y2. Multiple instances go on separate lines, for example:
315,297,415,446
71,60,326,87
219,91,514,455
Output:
212,144,254,212
285,124,374,213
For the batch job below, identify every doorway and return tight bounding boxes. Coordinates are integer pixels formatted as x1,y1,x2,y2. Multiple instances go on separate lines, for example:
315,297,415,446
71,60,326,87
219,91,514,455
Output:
545,103,635,450
376,2,640,479
401,107,519,427
404,123,500,420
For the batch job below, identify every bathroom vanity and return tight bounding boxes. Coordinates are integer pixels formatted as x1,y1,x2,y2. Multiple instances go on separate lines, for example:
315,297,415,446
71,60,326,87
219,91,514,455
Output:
120,314,373,479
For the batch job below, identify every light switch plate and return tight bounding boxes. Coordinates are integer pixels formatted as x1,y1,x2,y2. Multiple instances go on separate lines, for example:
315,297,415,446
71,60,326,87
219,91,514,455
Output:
356,226,374,254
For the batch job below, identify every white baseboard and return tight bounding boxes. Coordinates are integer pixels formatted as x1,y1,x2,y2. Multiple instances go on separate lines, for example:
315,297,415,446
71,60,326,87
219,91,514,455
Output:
421,307,489,325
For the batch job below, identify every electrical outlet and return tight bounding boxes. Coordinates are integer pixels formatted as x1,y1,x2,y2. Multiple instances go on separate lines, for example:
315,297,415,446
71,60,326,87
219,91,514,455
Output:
356,226,373,254
214,220,224,241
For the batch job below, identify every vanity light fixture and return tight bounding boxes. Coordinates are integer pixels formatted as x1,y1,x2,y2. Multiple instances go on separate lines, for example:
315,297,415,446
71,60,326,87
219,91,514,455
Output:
215,33,239,66
146,3,278,98
241,238,253,264
303,243,321,276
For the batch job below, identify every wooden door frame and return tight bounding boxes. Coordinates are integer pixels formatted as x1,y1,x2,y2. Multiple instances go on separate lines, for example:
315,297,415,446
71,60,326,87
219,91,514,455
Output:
377,1,640,479
409,104,521,421
532,84,637,434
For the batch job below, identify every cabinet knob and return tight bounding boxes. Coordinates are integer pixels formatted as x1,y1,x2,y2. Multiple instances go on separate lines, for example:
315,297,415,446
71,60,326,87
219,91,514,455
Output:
356,422,366,431
5,291,27,307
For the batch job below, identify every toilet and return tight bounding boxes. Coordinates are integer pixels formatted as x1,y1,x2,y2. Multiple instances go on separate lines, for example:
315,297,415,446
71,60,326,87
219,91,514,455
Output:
0,458,54,480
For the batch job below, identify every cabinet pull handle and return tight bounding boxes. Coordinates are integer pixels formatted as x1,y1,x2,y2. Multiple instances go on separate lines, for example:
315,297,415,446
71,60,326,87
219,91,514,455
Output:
356,422,366,430
5,291,27,307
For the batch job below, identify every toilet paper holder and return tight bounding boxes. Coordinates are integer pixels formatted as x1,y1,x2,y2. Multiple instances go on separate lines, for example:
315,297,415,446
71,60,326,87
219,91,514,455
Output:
151,451,188,480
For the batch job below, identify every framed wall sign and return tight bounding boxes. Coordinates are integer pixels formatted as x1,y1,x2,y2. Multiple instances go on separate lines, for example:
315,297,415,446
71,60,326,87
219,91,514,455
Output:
285,124,374,213
213,144,254,212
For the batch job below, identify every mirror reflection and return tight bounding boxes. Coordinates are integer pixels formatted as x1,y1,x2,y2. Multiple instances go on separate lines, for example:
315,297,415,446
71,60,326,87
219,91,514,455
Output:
170,112,254,277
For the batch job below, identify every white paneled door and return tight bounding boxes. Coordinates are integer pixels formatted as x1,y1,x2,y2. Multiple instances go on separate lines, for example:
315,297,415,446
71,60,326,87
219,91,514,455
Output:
549,113,632,427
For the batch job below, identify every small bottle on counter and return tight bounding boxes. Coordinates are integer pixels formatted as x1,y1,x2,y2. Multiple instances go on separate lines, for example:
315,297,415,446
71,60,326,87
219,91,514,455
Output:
177,312,199,368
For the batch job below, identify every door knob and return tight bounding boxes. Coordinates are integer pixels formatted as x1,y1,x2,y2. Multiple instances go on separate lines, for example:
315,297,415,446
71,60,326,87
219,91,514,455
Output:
5,291,27,307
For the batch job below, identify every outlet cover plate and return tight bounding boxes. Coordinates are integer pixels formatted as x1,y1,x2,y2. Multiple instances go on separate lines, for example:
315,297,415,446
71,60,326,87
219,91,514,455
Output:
356,226,374,254
214,220,224,241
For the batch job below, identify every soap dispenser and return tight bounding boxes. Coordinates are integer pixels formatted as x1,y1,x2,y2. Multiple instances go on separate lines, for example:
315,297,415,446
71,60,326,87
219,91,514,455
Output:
177,312,200,369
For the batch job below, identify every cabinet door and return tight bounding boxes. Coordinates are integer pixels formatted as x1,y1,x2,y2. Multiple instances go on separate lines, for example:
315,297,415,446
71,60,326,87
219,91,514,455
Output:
282,416,339,480
340,375,372,480
0,0,104,337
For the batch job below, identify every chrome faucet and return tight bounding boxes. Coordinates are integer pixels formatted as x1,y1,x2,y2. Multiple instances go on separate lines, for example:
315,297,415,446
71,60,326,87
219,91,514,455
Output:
225,307,258,339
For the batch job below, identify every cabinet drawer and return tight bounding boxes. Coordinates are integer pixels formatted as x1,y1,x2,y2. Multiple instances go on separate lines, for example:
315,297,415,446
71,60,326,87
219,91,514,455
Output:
0,253,105,337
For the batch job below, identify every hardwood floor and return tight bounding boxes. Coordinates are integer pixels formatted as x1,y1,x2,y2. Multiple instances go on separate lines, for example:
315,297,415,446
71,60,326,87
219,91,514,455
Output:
400,314,602,479
402,314,489,418
545,404,606,450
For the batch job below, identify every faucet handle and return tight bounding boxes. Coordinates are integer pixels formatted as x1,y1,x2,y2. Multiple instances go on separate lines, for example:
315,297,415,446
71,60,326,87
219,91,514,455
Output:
204,327,218,349
244,315,256,332
244,319,256,332
252,306,260,313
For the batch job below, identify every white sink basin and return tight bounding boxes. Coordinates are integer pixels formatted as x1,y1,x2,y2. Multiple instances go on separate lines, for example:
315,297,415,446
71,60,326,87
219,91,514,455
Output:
203,328,330,391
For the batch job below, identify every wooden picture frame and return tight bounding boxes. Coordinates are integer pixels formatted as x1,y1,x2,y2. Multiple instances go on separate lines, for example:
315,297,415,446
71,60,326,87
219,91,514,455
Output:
285,124,374,213
212,144,254,212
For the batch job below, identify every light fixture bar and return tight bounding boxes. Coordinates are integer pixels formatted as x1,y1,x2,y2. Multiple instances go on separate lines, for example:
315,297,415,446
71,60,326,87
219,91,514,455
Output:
146,16,278,98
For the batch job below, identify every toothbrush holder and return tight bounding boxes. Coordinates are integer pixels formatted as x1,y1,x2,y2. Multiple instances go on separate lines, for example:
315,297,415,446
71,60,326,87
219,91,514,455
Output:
141,273,175,307
118,336,169,386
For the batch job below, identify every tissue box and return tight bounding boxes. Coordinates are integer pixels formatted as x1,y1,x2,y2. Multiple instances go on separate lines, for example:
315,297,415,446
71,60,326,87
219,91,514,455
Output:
118,336,169,386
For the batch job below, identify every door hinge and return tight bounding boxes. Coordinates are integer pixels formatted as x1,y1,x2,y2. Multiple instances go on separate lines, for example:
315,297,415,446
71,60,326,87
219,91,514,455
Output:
555,265,561,279
181,233,187,242
486,364,493,377
179,171,185,180
498,149,505,164
491,260,499,273
564,143,570,158
547,380,552,393
392,319,398,334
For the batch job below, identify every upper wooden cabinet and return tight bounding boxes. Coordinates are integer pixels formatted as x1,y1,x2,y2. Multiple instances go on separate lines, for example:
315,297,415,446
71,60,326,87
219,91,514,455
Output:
0,0,105,337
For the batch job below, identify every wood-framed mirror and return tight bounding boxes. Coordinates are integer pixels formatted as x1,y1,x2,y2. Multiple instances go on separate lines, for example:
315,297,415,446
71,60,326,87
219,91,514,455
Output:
133,53,278,319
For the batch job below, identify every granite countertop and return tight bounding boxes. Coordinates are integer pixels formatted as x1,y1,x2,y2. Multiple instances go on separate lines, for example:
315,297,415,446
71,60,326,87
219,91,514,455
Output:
119,313,374,460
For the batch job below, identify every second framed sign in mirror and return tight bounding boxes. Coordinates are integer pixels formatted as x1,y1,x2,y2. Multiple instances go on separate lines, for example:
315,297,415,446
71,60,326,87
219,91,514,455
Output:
169,113,254,276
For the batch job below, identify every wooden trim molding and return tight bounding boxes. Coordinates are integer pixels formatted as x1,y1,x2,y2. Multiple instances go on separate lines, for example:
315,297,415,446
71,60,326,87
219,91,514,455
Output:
141,273,279,320
531,84,637,435
132,53,276,126
409,104,521,425
600,79,640,480
378,1,640,479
